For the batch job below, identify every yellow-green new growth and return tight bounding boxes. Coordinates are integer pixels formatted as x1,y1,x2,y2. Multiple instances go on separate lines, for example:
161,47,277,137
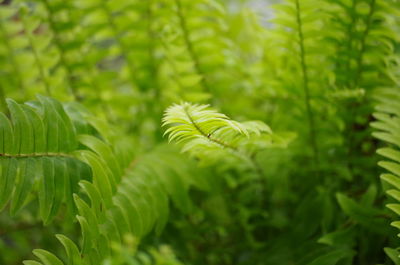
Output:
162,102,276,164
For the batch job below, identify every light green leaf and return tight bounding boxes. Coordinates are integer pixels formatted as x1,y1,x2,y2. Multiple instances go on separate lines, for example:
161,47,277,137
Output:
32,249,64,265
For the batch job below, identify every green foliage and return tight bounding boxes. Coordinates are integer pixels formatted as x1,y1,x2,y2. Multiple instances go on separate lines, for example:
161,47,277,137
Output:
162,102,288,165
0,0,400,264
103,243,186,265
0,96,90,224
372,85,400,264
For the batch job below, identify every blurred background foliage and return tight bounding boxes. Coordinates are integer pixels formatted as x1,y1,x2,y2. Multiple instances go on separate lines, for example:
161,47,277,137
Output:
0,0,400,264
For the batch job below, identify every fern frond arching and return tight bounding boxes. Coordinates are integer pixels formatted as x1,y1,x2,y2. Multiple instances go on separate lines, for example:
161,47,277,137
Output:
0,96,91,224
162,102,286,165
27,144,205,265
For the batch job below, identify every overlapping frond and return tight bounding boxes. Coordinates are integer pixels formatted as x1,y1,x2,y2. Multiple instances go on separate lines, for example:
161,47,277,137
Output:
323,0,396,91
0,0,399,264
0,0,174,119
25,139,204,264
0,96,91,224
105,245,186,265
158,0,233,102
0,96,193,264
371,86,400,260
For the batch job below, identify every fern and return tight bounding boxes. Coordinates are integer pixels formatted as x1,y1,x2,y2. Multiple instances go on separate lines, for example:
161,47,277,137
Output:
0,0,400,264
24,146,204,265
0,4,28,102
162,102,288,166
103,244,186,265
372,86,400,262
323,0,395,91
0,94,205,264
0,96,91,224
158,0,234,103
267,0,328,176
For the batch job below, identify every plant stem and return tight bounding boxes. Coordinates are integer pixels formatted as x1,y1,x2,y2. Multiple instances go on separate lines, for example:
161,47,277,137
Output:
353,0,376,89
183,106,236,150
0,18,26,99
101,2,137,90
42,0,80,101
343,0,358,89
345,0,376,176
295,0,319,176
175,0,211,93
146,0,158,97
182,105,265,184
0,152,74,158
20,10,52,96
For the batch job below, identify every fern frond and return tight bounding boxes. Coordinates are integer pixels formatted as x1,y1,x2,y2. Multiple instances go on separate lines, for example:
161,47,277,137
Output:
0,2,78,102
162,102,285,165
372,86,400,257
158,0,232,102
0,5,28,101
323,0,395,91
267,0,326,173
28,145,203,265
105,245,186,265
0,96,91,224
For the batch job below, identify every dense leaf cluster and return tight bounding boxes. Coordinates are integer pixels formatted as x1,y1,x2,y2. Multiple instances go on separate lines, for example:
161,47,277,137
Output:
0,0,400,264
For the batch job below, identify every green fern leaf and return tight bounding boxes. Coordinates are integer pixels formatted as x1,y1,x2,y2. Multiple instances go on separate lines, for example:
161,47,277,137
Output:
0,96,91,224
162,102,284,165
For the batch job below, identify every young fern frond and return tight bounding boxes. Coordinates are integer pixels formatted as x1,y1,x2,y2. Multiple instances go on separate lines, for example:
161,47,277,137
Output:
162,102,284,165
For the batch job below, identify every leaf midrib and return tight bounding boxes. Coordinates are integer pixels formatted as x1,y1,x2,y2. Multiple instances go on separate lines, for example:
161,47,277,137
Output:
0,152,73,158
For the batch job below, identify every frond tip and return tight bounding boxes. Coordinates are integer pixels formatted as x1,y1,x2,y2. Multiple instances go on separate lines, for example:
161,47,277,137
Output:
162,102,277,161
